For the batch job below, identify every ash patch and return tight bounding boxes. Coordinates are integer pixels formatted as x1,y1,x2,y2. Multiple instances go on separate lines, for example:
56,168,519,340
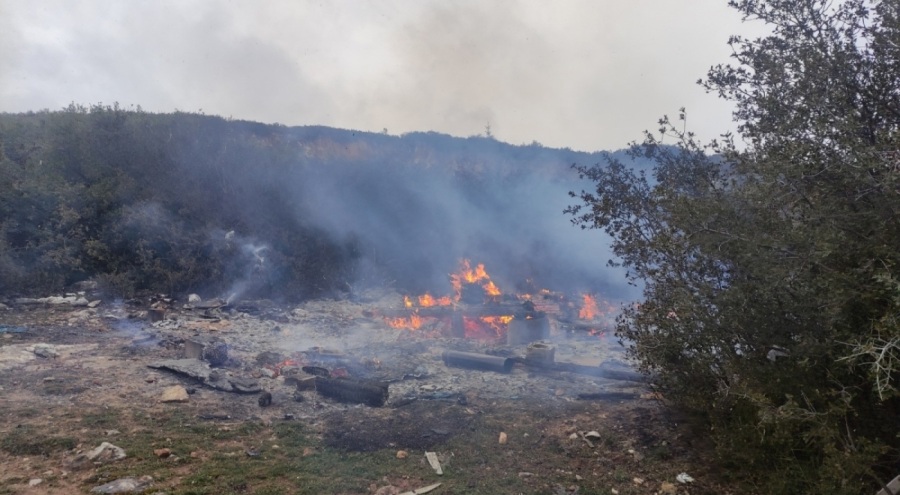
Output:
322,401,475,452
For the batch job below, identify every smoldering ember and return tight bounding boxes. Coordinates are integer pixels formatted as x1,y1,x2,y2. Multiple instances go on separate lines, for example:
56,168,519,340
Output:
0,108,700,495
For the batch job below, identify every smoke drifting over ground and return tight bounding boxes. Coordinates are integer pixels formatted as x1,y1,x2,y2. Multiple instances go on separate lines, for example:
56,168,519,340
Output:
281,132,638,300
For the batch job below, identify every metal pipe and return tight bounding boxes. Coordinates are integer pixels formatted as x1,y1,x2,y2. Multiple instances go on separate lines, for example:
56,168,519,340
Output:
442,350,513,373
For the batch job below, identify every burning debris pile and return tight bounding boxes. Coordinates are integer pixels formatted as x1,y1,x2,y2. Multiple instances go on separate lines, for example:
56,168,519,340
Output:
380,259,615,344
0,273,650,494
0,260,637,416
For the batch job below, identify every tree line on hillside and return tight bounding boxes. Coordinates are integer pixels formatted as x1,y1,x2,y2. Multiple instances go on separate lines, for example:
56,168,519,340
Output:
568,1,900,493
0,107,356,299
0,108,629,300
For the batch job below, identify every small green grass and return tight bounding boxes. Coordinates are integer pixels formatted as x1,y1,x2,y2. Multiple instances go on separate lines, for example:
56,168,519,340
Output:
2,402,690,495
0,426,78,456
80,409,122,428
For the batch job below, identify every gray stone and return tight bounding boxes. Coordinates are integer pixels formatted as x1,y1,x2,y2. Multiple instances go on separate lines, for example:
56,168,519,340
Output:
91,475,153,494
33,344,59,358
228,376,262,394
148,359,211,381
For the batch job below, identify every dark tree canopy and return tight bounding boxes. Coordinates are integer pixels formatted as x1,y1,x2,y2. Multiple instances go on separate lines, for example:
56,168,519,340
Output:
568,1,900,493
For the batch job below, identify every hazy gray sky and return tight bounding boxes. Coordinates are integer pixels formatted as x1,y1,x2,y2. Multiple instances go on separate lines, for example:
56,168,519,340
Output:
0,0,755,152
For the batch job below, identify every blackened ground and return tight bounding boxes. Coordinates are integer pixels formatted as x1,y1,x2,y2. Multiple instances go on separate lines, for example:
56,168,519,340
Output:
323,400,478,452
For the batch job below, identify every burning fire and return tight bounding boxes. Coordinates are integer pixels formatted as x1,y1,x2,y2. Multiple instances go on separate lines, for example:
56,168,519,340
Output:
450,259,502,300
384,259,513,339
463,315,513,340
402,293,452,308
418,292,452,307
482,315,513,332
385,313,425,330
386,260,618,342
579,293,599,320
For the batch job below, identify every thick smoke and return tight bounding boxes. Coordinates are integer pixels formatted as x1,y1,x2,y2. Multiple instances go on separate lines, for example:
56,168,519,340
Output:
285,133,639,301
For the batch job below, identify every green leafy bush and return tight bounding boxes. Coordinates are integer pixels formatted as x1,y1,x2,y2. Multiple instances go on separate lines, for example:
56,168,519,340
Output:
568,1,900,492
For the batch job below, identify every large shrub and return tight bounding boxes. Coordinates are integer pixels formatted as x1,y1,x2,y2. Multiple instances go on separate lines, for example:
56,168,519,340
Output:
568,1,900,492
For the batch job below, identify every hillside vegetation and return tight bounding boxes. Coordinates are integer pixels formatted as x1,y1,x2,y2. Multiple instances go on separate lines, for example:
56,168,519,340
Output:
0,107,624,300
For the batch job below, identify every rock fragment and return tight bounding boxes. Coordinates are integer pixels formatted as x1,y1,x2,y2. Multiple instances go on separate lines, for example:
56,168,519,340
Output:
160,386,189,403
33,344,59,358
70,442,127,469
91,475,153,494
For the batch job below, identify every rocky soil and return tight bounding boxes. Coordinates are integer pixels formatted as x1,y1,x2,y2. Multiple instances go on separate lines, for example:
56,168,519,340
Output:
0,290,714,495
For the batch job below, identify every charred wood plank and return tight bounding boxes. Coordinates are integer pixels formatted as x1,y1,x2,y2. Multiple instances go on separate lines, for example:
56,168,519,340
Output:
442,350,513,373
314,376,389,407
512,356,646,382
551,362,647,383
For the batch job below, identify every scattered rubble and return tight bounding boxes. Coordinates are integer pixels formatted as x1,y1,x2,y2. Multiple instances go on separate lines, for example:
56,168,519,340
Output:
0,287,659,493
15,295,90,306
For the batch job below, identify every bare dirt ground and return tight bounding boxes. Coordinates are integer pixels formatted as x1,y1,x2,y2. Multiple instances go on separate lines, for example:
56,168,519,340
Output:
0,291,724,495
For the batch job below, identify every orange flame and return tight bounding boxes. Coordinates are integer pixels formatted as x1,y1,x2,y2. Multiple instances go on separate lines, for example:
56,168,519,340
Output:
418,293,452,307
385,313,424,330
579,293,599,320
483,315,513,331
462,315,514,340
483,280,502,297
450,259,502,301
